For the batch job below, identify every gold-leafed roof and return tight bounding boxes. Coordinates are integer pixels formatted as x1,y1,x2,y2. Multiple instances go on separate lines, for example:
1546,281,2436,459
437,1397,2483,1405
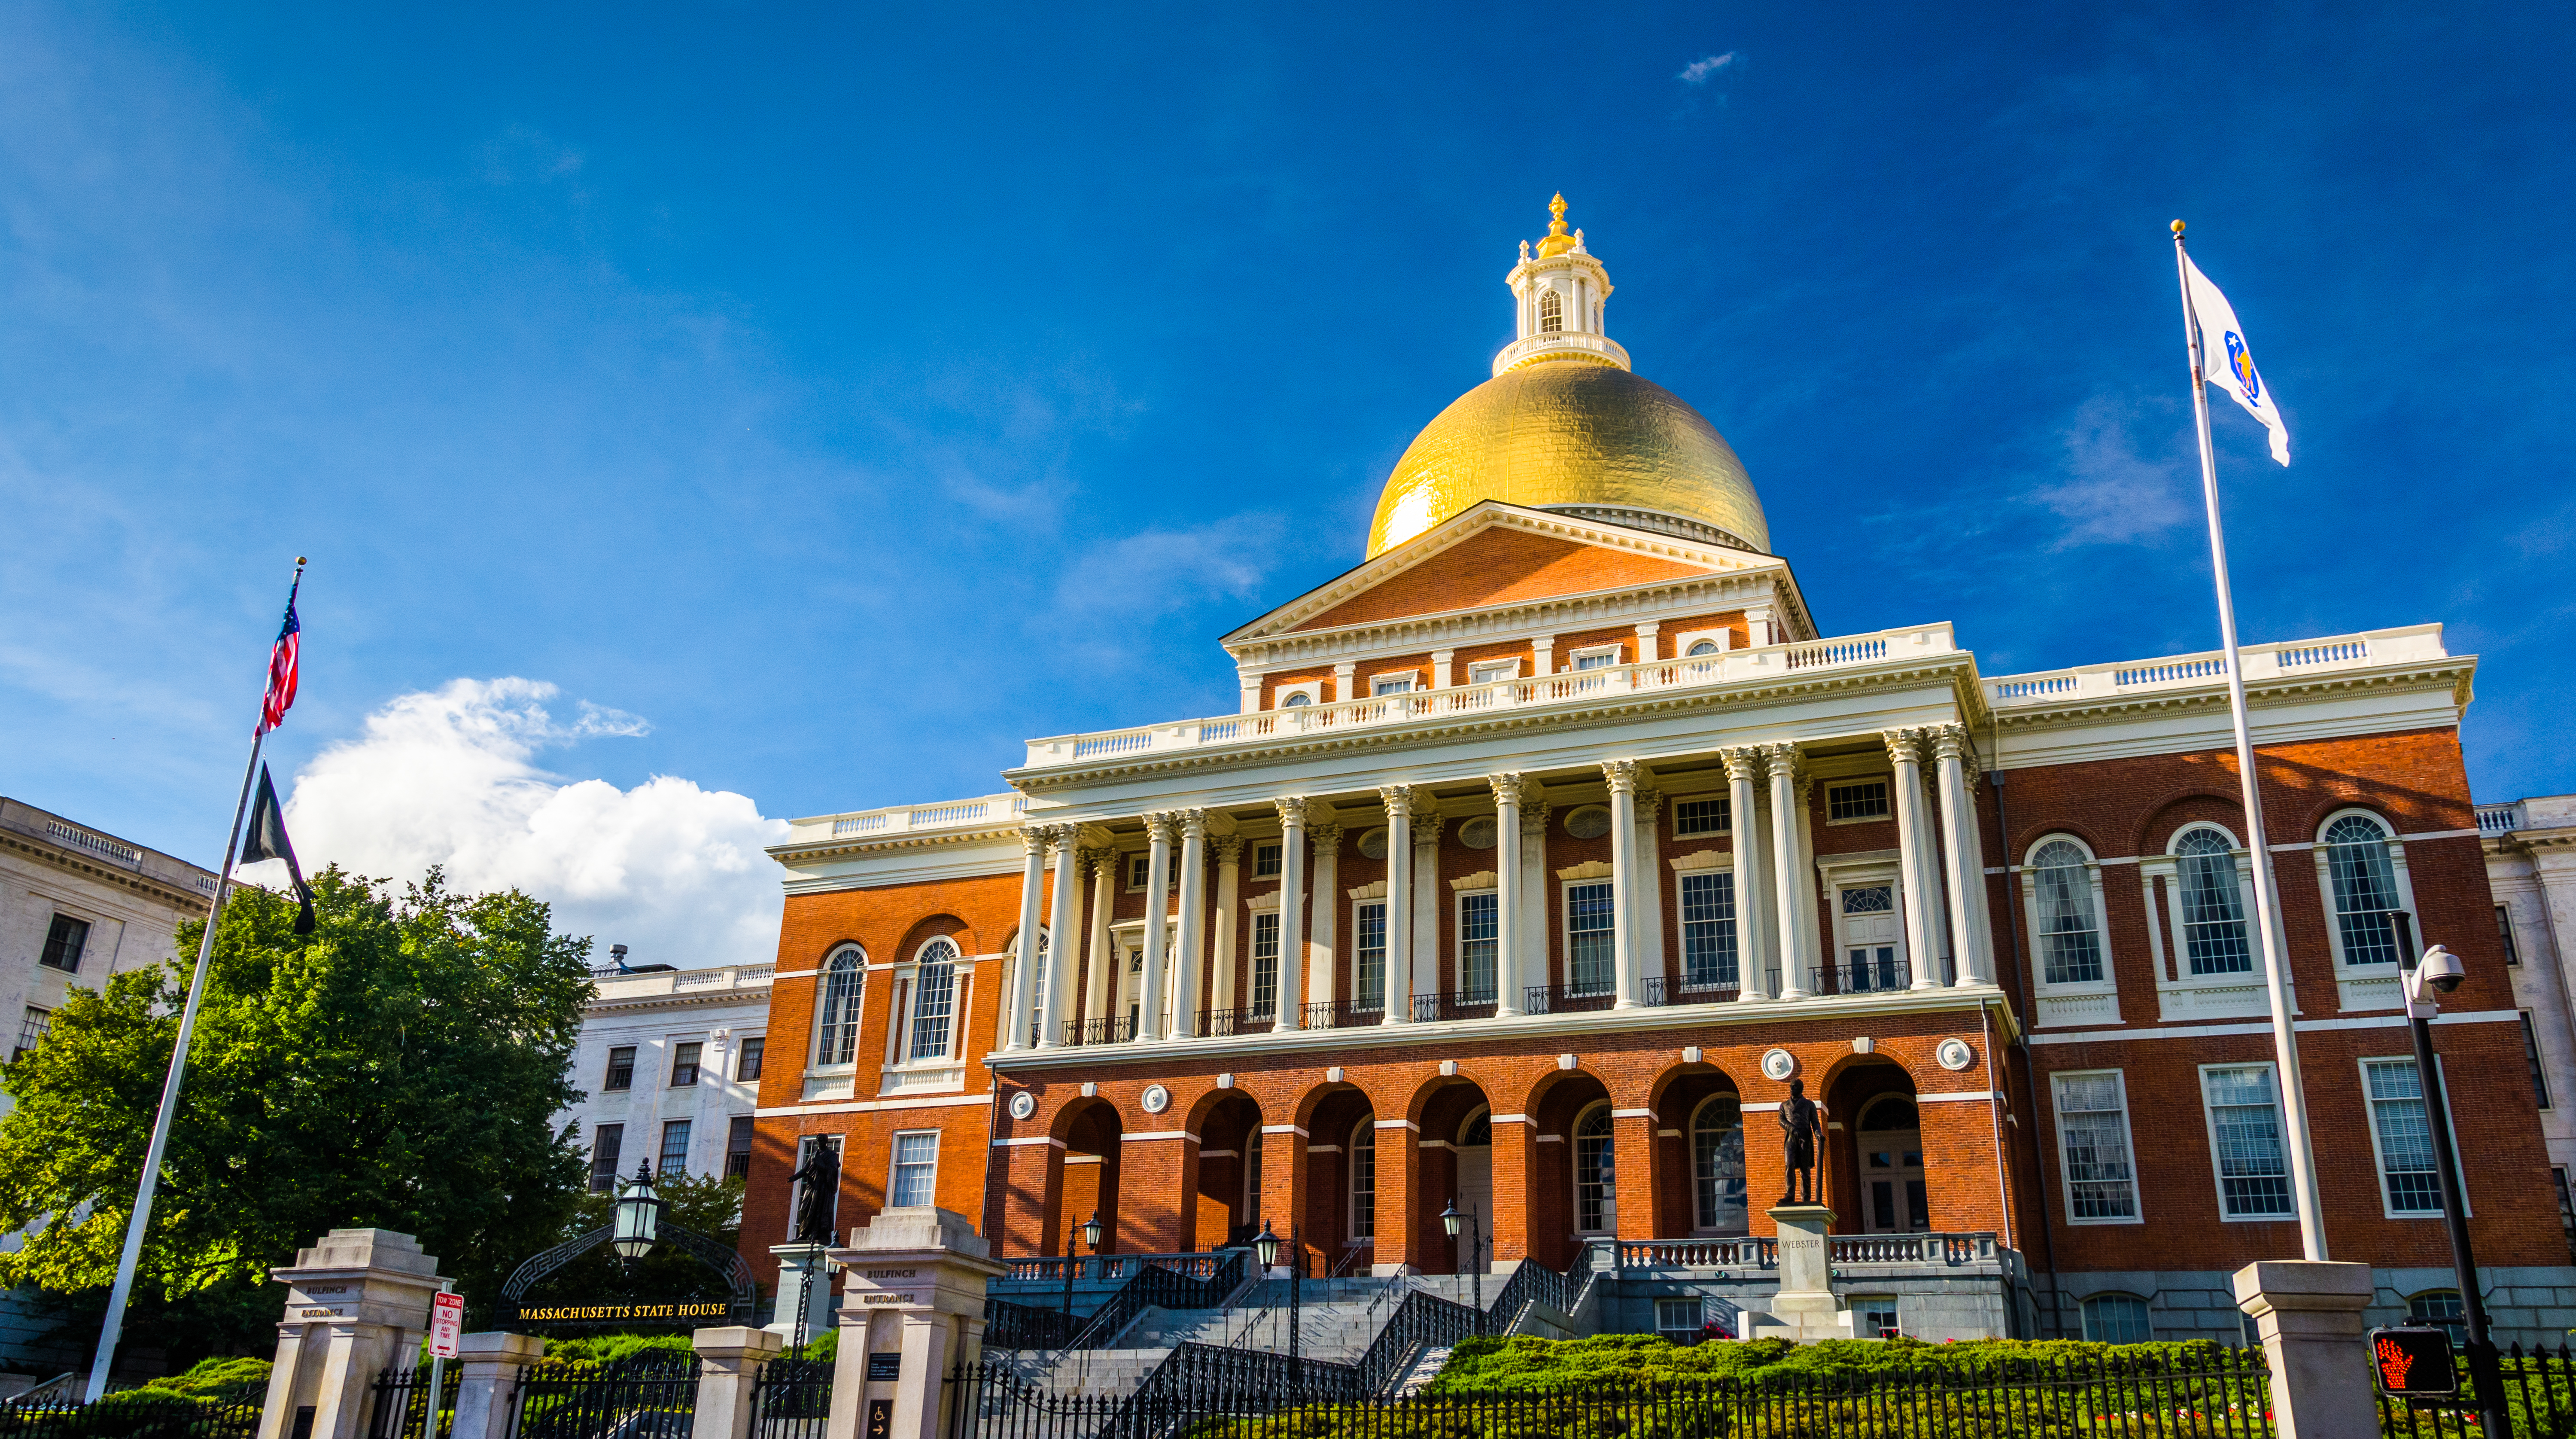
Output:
1365,362,1770,558
1535,192,1578,258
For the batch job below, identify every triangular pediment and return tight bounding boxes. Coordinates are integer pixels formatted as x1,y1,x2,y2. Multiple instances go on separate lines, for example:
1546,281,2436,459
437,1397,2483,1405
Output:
1222,502,1783,645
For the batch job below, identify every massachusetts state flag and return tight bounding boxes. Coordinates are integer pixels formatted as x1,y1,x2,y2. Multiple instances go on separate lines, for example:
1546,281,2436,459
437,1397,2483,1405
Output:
2182,253,2291,466
258,592,301,735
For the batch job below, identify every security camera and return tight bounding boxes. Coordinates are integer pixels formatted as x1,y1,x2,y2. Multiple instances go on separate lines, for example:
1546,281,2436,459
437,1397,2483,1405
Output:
2416,945,2465,995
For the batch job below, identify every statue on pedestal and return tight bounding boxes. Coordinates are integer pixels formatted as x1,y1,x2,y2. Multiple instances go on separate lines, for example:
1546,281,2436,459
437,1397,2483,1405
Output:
789,1141,842,1245
1779,1077,1822,1204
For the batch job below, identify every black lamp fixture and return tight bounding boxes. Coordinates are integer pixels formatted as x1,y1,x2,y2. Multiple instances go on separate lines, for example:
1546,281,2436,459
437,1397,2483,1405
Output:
1253,1219,1281,1268
611,1158,664,1262
1080,1211,1105,1252
1439,1199,1462,1241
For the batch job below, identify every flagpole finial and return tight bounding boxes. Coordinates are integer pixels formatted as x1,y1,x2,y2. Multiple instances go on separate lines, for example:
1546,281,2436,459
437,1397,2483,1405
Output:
295,555,307,566
2170,219,2185,235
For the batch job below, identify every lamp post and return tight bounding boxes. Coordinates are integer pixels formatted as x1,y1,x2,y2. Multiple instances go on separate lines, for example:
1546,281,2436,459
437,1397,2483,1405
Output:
2397,922,2509,1436
1441,1199,1484,1333
611,1159,663,1264
1062,1211,1103,1318
1255,1219,1301,1369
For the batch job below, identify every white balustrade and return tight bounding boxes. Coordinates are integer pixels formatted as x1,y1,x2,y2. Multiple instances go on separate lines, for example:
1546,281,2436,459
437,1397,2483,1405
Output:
1982,623,2447,710
802,792,1033,844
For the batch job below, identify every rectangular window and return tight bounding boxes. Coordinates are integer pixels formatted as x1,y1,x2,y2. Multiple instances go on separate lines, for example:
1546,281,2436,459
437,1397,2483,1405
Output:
1468,659,1519,685
589,1124,625,1193
1852,1297,1901,1340
1458,892,1498,1001
2200,1064,2294,1218
14,1005,52,1061
670,1041,702,1087
605,1046,636,1092
1570,646,1621,671
39,914,90,973
1350,1127,1377,1239
891,1131,939,1208
1827,780,1892,821
2051,1071,2139,1221
1372,674,1416,696
2499,905,2521,966
725,1116,754,1179
1566,881,1615,994
1254,843,1283,878
1655,1298,1706,1342
1674,798,1730,837
908,961,956,1061
658,1119,692,1177
1251,912,1281,1018
1354,902,1387,1010
737,1037,765,1082
2366,1058,2448,1215
1680,871,1738,989
2525,1012,2552,1109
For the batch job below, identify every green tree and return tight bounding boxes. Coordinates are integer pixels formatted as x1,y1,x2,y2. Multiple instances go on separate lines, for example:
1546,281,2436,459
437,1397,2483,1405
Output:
0,866,596,1355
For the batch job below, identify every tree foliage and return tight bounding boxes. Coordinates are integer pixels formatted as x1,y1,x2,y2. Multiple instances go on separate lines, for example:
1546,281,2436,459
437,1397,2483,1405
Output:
0,866,595,1333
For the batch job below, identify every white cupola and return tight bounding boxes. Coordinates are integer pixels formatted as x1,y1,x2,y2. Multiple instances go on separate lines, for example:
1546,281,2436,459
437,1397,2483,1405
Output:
1493,193,1631,377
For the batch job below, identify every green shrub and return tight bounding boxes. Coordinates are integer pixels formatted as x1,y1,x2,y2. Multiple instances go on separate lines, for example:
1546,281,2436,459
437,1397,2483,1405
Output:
542,1332,698,1365
1428,1333,2248,1395
140,1354,273,1400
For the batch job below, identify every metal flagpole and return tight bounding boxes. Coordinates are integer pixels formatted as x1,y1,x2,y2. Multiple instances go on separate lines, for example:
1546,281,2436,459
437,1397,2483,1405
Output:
85,561,301,1400
2172,221,2328,1262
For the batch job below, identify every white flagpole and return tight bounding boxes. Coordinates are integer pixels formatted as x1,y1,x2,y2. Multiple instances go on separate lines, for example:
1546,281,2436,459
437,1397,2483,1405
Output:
85,560,301,1400
2172,221,2328,1262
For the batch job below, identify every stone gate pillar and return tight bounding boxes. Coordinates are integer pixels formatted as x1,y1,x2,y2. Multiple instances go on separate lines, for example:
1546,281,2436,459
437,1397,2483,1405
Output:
825,1207,1007,1439
255,1229,447,1439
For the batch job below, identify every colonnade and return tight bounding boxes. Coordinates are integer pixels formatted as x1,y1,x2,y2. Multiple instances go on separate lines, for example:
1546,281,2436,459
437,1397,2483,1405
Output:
999,724,1996,1053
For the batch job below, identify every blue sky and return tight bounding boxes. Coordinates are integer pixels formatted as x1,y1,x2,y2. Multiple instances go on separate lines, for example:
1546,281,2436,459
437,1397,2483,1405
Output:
5,2,2570,961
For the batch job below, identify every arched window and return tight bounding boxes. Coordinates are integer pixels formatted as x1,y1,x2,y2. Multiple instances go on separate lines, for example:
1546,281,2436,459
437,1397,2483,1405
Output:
816,946,865,1067
2080,1293,2153,1344
1349,1119,1378,1240
1691,1095,1746,1233
1574,1104,1616,1234
1283,692,1313,707
1539,288,1562,333
1686,640,1721,657
2408,1289,2466,1344
2029,838,2106,985
2322,813,2405,966
2173,827,2254,975
907,937,959,1061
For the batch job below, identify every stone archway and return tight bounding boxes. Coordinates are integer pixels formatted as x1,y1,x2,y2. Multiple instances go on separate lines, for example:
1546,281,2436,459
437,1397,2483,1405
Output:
1525,1068,1612,1270
1190,1089,1265,1249
1652,1063,1749,1238
1406,1077,1495,1275
1058,1098,1123,1253
1825,1058,1922,1235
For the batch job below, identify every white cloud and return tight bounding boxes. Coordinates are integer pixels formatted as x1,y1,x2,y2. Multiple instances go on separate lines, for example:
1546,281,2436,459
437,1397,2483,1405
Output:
263,678,789,966
2026,396,2195,548
1678,53,1739,85
1054,514,1285,622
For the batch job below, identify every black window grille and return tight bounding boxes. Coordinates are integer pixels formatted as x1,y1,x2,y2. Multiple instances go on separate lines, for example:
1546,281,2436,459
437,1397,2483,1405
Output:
659,1119,692,1177
737,1037,765,1081
40,914,89,973
589,1124,623,1192
671,1041,702,1087
727,1116,754,1179
605,1046,635,1091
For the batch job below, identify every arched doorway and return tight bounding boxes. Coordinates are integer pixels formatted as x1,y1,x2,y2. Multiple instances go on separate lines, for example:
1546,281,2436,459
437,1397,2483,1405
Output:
1855,1094,1925,1234
1060,1098,1122,1253
1411,1077,1494,1275
1194,1091,1264,1248
1301,1086,1376,1277
1529,1070,1612,1268
1653,1063,1746,1238
1456,1110,1492,1271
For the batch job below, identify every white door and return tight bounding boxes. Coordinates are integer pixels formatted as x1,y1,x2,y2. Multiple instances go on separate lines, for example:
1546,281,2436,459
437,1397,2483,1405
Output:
1837,884,1906,991
1456,1113,1493,1273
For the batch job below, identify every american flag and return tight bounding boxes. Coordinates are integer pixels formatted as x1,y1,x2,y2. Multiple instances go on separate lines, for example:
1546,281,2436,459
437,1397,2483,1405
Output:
258,586,301,735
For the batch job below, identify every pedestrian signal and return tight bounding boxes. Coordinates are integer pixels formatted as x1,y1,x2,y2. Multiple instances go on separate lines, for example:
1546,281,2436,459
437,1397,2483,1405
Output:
2369,1326,2458,1397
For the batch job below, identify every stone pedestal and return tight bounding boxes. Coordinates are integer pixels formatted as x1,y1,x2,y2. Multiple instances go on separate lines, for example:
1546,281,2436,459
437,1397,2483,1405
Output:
2233,1260,2376,1439
255,1229,447,1439
447,1333,544,1439
1745,1205,1855,1342
825,1207,1008,1439
767,1243,837,1344
691,1326,784,1439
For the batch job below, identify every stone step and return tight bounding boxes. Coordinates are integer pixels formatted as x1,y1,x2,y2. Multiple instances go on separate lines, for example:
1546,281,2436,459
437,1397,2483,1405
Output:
1390,1345,1452,1398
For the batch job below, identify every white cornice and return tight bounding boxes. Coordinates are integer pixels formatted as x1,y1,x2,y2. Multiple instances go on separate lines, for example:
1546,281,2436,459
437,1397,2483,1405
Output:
1991,661,2473,772
0,830,214,915
769,822,1030,868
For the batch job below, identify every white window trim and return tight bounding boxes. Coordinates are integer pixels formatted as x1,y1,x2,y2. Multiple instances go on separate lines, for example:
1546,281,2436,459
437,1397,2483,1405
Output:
1466,659,1522,685
1348,1117,1378,1241
1572,1100,1617,1236
1560,876,1616,997
884,937,968,1084
1823,776,1896,826
1126,852,1150,893
2311,808,2421,1012
2022,835,2120,1007
1352,895,1390,1012
1817,852,1910,978
1688,1092,1746,1235
889,1128,941,1208
1565,643,1623,672
2195,1061,2297,1223
810,947,868,1075
1371,670,1420,695
1272,680,1323,710
1674,863,1740,996
2049,1069,2144,1226
2360,1054,2470,1220
1672,627,1733,660
1455,887,1499,999
1670,794,1732,839
2141,823,2266,989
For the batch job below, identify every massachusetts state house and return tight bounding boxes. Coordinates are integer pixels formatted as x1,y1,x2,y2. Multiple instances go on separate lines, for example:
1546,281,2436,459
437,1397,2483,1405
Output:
735,199,2574,1343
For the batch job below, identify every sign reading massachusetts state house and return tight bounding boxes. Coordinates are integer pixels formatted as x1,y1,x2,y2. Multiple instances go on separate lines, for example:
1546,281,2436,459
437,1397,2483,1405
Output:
505,1299,734,1327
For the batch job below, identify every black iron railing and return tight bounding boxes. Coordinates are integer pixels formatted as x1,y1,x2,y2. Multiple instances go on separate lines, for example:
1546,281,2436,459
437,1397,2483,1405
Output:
1064,1017,1135,1046
366,1363,461,1439
1351,1288,1482,1394
1410,989,1496,1022
0,1391,262,1439
1646,973,1739,1006
988,1248,1250,1353
513,1353,699,1439
1300,1000,1383,1030
1197,1008,1275,1037
983,1297,1085,1351
747,1356,831,1439
1522,983,1615,1015
1816,957,1912,994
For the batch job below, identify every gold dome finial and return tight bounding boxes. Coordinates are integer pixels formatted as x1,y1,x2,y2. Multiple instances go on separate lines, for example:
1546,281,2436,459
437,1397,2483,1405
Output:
1536,192,1577,257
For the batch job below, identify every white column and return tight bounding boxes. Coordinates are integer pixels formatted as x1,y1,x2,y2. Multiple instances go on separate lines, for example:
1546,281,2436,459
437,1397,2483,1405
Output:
1603,760,1643,1010
1039,829,1081,1049
1136,813,1175,1040
1633,621,1661,665
1411,804,1443,1013
1767,746,1813,999
1518,801,1550,1005
1380,786,1415,1023
1635,785,1666,997
1432,649,1455,689
1490,774,1527,1018
1006,828,1047,1052
1533,635,1556,675
1238,675,1262,715
1273,799,1308,1032
1884,729,1942,992
1934,725,1994,985
1171,810,1209,1038
1211,836,1243,1018
1082,850,1117,1037
1310,821,1343,1008
1723,748,1771,1002
1332,662,1356,702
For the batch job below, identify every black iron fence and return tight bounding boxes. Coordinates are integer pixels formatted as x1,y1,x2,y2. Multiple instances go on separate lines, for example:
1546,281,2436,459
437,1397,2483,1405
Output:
368,1363,462,1439
1817,956,1912,994
1522,984,1615,1015
2378,1340,2576,1436
748,1356,832,1439
1059,1248,1250,1351
1645,974,1740,1005
1197,1008,1275,1037
511,1353,698,1439
1063,1017,1135,1046
984,1297,1084,1351
1410,990,1496,1022
1300,1000,1382,1030
0,1393,261,1439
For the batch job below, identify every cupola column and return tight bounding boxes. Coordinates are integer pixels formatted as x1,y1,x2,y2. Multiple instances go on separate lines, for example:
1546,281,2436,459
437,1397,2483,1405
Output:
1603,761,1643,1009
1006,828,1047,1052
1883,729,1943,992
1272,799,1309,1032
1489,775,1527,1018
1379,786,1416,1024
1721,748,1772,1002
1039,828,1082,1048
1135,813,1176,1040
1170,810,1209,1038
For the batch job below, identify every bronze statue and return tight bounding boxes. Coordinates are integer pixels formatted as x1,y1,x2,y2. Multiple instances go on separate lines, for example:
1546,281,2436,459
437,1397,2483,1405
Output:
788,1140,841,1245
1779,1077,1823,1204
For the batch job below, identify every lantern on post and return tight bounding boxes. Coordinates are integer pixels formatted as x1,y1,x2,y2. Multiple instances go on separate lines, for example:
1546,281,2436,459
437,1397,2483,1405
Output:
611,1159,664,1263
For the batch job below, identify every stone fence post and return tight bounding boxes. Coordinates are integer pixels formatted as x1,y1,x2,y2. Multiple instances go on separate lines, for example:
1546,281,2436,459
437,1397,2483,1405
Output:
2234,1259,2377,1439
690,1326,783,1439
255,1229,446,1439
824,1207,1007,1439
445,1332,543,1439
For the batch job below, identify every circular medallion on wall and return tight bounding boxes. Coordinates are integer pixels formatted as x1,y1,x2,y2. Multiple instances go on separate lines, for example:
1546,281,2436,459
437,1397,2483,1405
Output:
1459,817,1498,850
1761,1047,1797,1082
1008,1091,1037,1121
1140,1083,1172,1115
1565,805,1613,839
1937,1038,1975,1072
1358,827,1390,859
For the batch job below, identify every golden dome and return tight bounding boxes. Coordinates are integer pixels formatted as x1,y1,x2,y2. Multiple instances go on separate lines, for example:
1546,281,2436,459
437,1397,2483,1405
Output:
1365,361,1770,558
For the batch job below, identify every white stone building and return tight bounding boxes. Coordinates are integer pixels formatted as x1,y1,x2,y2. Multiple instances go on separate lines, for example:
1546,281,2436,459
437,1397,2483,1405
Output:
561,949,772,1194
2481,792,2576,1255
